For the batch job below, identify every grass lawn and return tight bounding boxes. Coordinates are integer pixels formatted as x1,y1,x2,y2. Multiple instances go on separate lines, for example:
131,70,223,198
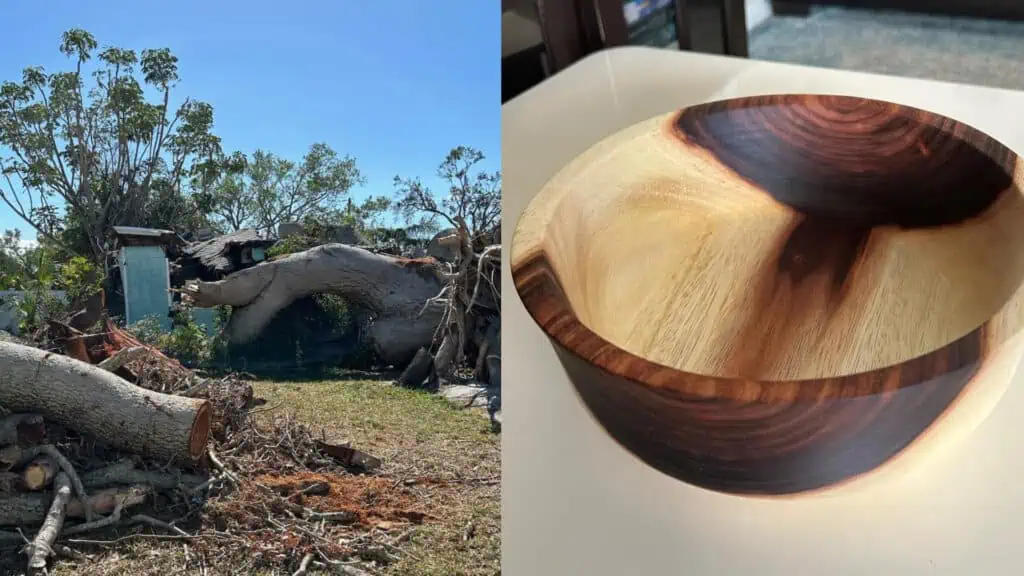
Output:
42,378,501,576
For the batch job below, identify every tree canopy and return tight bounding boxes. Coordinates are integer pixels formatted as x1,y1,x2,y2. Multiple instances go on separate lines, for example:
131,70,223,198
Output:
0,29,223,260
205,143,364,234
0,28,500,273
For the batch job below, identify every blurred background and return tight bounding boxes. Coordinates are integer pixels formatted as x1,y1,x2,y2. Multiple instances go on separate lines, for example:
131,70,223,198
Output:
502,0,1024,102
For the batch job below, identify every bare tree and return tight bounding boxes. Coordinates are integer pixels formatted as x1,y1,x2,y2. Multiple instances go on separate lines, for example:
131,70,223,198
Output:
392,146,501,245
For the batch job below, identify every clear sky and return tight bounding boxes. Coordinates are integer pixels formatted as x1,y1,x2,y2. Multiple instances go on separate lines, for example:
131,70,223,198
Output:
0,0,500,240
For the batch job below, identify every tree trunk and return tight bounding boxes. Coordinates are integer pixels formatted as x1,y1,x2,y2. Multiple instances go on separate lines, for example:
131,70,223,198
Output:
397,347,433,388
186,244,445,366
0,341,211,463
477,317,501,390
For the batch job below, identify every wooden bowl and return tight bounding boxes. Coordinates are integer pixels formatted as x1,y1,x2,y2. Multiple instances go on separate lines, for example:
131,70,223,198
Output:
510,94,1024,496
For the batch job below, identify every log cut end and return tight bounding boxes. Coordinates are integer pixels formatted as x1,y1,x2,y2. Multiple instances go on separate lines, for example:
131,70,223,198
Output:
189,401,212,460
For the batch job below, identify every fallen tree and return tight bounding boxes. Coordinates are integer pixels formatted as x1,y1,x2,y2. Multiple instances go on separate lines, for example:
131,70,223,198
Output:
183,221,502,392
185,244,446,366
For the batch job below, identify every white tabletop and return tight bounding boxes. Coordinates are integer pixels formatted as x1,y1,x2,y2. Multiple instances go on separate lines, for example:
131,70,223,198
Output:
502,46,1024,576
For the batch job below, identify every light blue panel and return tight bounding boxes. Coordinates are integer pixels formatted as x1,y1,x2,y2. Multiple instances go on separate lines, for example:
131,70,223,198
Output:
252,247,266,262
122,246,171,331
191,307,217,335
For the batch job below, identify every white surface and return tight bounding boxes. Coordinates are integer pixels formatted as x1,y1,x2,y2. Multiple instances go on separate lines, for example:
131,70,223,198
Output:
502,46,1024,576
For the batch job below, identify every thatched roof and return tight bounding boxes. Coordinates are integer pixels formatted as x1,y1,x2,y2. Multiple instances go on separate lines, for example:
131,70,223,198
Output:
183,229,277,274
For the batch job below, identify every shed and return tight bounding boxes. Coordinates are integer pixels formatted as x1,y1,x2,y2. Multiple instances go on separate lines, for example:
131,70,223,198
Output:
112,227,178,330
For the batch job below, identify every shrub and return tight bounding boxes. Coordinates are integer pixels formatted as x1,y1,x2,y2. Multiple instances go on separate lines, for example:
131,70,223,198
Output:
266,234,316,259
58,256,103,305
16,290,68,336
127,315,164,347
128,307,221,368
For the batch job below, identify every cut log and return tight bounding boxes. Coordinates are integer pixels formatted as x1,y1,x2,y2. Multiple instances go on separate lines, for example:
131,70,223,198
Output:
0,485,150,526
23,456,57,491
80,460,204,491
0,341,211,463
17,445,91,520
185,244,445,365
80,459,137,486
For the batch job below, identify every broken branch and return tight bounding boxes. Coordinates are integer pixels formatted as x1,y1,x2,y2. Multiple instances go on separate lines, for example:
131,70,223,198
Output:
26,471,71,573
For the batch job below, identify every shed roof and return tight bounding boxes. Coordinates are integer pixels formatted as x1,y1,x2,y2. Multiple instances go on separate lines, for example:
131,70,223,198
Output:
113,226,174,237
112,226,180,247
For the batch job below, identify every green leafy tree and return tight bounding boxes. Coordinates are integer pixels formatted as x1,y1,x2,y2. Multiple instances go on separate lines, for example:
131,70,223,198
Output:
0,229,30,290
0,232,62,293
392,146,501,244
58,255,103,305
0,28,222,262
208,144,364,233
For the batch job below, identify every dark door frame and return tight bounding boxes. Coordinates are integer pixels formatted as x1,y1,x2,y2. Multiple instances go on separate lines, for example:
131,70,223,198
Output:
594,0,749,57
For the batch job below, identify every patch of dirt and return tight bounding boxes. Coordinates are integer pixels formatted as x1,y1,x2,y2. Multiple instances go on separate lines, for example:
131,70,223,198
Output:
256,472,429,526
207,469,432,532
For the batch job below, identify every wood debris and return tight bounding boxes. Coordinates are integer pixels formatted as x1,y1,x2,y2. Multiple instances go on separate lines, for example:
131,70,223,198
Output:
0,311,388,575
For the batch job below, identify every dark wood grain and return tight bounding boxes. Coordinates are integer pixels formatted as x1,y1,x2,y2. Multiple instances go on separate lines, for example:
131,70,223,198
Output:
673,94,1019,377
510,94,1024,495
674,95,1015,228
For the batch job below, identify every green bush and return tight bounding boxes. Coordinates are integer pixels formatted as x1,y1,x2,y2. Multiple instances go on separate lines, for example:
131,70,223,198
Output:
266,234,316,259
128,307,222,368
16,290,68,336
58,256,103,305
165,315,213,367
127,295,362,374
127,315,164,347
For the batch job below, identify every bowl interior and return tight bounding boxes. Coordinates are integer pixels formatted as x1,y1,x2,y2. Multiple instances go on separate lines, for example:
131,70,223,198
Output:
535,95,1024,381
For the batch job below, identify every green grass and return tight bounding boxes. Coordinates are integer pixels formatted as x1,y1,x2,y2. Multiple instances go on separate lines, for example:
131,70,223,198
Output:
42,379,501,576
254,380,501,575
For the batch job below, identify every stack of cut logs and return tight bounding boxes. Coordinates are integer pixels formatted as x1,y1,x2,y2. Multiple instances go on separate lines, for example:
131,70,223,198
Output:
0,335,211,573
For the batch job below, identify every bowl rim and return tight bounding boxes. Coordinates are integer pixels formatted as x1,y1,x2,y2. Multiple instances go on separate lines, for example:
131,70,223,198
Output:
509,93,1021,402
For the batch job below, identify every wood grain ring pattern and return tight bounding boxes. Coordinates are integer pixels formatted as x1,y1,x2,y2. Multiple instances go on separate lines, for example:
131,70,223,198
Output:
510,94,1024,495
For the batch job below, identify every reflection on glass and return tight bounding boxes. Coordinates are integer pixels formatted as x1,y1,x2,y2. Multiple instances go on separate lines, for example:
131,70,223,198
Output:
621,0,678,46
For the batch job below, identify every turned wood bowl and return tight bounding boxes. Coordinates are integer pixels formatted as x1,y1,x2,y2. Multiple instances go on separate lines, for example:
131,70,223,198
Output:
510,94,1024,496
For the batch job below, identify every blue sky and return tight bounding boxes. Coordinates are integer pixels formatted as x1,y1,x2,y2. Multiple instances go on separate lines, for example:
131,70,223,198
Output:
0,0,500,240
